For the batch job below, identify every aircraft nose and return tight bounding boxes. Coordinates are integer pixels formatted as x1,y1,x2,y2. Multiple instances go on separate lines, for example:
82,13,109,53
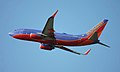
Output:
8,32,14,36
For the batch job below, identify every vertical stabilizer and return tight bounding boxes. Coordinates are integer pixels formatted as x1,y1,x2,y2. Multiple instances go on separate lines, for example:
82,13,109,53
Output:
87,19,108,38
87,19,110,48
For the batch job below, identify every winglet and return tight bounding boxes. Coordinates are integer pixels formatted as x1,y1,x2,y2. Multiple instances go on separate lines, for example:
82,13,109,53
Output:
51,10,58,18
84,49,91,55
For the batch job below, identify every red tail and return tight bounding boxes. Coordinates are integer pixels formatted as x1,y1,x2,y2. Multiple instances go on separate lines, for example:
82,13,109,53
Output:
87,19,108,39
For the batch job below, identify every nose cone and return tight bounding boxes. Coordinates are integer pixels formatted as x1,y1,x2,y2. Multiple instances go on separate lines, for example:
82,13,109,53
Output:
8,32,14,37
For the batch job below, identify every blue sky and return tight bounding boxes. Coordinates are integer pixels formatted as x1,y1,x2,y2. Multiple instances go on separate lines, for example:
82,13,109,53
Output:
0,0,120,72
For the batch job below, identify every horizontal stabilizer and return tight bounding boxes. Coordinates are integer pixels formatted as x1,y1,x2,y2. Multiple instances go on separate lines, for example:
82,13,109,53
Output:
98,41,110,48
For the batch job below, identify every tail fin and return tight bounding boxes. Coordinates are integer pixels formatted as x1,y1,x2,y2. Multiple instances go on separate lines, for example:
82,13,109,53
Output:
86,19,110,48
87,19,108,38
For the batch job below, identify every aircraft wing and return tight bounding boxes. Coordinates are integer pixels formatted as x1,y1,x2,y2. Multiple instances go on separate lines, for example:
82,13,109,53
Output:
41,10,58,40
55,45,91,55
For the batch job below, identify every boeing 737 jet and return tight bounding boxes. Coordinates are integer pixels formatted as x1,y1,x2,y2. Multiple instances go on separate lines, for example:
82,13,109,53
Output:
9,10,110,55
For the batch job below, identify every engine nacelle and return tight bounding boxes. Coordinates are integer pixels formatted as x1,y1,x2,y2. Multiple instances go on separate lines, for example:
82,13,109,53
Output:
40,44,54,50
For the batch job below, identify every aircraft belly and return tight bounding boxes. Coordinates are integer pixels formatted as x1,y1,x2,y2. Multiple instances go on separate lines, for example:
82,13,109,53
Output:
55,39,80,46
79,40,94,46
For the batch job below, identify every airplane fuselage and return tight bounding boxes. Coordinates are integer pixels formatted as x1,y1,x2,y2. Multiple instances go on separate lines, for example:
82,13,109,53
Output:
9,28,94,46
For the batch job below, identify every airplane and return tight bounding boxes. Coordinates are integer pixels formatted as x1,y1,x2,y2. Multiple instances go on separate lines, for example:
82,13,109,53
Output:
9,10,110,55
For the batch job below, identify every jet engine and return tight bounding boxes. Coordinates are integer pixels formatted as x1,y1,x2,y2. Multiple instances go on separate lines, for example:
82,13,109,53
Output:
40,44,54,50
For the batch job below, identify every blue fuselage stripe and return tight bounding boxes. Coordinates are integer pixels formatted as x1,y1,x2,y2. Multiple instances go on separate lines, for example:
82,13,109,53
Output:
11,29,87,40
